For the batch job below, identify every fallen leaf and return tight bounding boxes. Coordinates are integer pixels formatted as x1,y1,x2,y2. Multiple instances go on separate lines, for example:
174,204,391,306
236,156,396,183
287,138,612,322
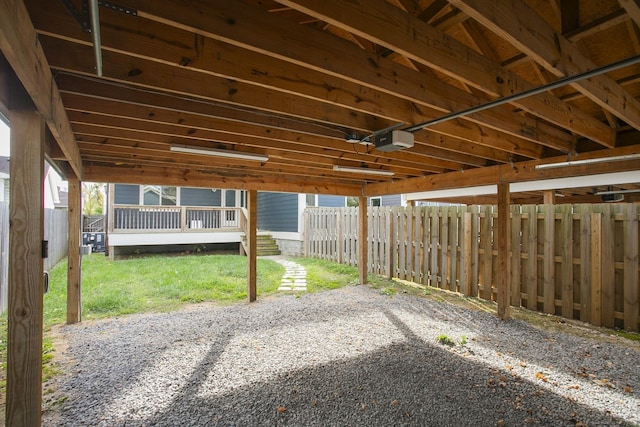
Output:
277,406,287,413
568,385,580,390
361,403,367,410
535,372,548,382
391,399,399,406
624,386,633,393
496,419,506,427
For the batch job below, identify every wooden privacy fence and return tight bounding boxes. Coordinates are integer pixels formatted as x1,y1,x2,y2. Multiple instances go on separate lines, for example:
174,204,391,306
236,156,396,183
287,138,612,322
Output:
0,202,68,313
304,204,640,332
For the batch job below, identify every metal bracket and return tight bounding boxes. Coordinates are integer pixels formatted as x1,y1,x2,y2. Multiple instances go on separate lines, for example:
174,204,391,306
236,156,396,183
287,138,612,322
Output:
60,0,91,32
59,0,137,33
99,0,137,16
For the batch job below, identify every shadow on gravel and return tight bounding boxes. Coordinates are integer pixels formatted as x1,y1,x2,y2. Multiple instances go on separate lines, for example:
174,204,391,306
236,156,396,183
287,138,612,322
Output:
45,289,638,427
134,312,629,426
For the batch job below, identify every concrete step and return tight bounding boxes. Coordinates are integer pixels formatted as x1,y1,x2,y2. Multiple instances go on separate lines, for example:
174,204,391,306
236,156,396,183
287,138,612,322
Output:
253,234,281,256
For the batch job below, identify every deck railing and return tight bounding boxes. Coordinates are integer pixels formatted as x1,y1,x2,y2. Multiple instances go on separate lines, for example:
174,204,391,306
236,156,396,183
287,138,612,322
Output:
112,205,242,232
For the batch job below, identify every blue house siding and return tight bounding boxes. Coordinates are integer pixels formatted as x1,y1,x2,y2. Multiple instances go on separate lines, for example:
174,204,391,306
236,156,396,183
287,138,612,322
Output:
181,188,220,206
318,195,345,207
114,184,139,205
258,192,298,232
381,194,402,206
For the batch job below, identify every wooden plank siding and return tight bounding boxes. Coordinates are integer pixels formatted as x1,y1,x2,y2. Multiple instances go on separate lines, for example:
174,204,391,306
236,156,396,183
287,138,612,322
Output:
304,204,640,331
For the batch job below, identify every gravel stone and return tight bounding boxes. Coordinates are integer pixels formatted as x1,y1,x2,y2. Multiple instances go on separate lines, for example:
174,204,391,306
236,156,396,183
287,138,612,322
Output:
43,286,640,426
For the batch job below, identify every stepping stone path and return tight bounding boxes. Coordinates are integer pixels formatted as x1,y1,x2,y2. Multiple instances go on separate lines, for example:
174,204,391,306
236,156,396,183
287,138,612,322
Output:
274,258,307,291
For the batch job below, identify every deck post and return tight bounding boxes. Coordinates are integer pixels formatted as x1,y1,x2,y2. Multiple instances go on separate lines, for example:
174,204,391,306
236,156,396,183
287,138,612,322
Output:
358,196,368,284
67,177,82,324
6,106,46,425
107,183,115,260
496,182,511,320
247,189,257,302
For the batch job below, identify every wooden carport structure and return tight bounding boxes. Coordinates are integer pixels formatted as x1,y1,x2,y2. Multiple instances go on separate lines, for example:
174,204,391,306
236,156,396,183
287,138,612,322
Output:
1,0,640,423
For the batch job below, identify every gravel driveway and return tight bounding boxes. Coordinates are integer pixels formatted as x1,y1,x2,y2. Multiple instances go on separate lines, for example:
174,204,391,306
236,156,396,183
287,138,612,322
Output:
43,285,639,426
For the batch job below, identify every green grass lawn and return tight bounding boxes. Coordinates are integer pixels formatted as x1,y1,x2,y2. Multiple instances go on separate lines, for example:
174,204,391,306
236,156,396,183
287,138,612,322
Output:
43,253,286,324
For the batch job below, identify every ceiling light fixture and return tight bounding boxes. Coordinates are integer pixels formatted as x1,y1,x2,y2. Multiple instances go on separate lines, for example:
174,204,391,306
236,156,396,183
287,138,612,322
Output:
534,153,640,170
333,165,394,176
170,144,268,162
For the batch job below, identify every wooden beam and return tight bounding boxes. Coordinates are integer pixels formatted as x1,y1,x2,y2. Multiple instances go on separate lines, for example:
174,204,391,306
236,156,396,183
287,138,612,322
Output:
543,190,555,205
0,0,82,177
620,0,640,31
358,196,368,284
364,144,640,196
84,163,364,196
496,181,511,320
67,177,81,324
6,107,45,425
55,73,548,162
36,22,572,155
62,105,458,173
275,0,615,147
247,189,257,302
452,0,640,135
113,0,578,152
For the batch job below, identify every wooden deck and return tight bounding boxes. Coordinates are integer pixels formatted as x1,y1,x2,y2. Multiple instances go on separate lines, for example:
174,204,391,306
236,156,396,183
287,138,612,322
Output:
108,205,247,249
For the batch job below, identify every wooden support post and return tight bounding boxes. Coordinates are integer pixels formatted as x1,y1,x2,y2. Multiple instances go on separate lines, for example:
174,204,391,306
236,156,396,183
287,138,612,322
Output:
358,196,368,285
107,183,115,260
247,190,257,302
543,190,555,205
7,108,45,425
67,178,82,324
496,182,511,320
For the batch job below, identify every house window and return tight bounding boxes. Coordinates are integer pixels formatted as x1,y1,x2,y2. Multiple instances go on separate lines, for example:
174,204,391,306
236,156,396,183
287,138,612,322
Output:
142,185,177,206
306,194,316,207
370,197,381,207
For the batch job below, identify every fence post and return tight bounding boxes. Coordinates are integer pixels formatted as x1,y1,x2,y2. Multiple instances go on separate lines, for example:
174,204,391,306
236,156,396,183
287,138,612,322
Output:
560,204,574,318
623,204,639,332
460,211,472,296
358,196,368,284
579,206,592,322
480,206,492,300
510,205,522,307
430,208,439,287
590,212,602,326
600,204,615,328
543,204,555,314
